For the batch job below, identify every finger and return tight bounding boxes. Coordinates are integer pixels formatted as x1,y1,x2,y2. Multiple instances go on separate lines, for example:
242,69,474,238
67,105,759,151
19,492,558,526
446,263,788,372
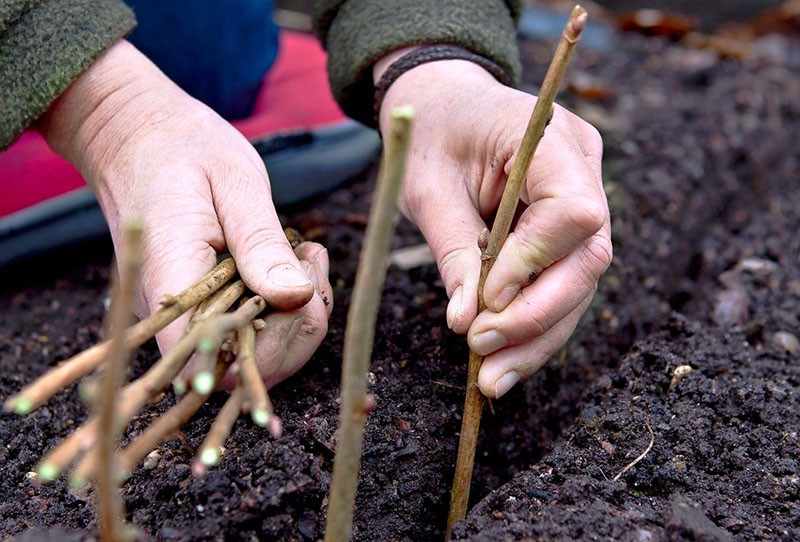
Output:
294,242,334,317
406,171,484,334
211,151,313,310
484,110,606,312
259,262,329,390
217,311,303,390
477,295,593,399
469,232,610,356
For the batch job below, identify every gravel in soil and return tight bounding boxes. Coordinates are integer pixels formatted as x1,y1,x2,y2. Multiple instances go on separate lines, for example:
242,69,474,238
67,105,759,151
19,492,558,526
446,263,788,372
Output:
2,25,799,542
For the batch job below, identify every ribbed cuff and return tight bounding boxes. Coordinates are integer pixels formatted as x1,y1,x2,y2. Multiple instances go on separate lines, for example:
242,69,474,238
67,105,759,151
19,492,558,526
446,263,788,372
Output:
0,0,136,149
314,0,521,127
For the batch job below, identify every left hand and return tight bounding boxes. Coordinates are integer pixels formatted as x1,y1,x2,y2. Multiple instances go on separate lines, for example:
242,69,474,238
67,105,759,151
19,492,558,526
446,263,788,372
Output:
376,52,612,399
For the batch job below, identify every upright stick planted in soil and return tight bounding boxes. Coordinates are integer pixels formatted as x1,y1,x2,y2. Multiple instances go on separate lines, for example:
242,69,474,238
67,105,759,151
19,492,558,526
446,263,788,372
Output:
446,6,587,536
324,106,414,542
96,221,143,542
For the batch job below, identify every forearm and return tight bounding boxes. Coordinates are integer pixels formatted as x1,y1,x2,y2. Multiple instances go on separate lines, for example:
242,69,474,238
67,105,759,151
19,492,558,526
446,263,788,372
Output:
0,0,135,149
312,0,522,126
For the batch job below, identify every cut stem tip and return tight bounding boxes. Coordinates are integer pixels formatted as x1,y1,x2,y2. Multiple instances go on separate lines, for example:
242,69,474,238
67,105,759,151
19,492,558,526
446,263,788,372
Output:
173,379,187,396
391,105,415,120
268,416,283,439
69,474,87,489
192,372,215,395
36,463,59,482
568,5,588,39
200,447,220,467
11,397,33,415
251,409,270,428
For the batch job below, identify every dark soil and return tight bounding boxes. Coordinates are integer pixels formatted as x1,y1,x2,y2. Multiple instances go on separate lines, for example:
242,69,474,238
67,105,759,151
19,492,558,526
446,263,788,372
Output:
2,19,800,542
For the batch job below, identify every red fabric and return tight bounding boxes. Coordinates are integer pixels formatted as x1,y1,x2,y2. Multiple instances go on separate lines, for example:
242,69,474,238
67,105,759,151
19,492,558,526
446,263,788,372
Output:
0,132,84,218
233,31,345,138
0,31,346,218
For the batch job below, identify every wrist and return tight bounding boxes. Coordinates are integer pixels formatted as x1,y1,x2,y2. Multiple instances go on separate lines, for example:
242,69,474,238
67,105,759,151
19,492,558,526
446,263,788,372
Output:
372,46,508,129
374,55,498,130
38,40,175,178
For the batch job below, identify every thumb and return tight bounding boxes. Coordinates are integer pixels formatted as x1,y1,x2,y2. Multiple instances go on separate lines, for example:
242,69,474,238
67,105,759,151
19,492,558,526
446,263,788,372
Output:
213,170,314,311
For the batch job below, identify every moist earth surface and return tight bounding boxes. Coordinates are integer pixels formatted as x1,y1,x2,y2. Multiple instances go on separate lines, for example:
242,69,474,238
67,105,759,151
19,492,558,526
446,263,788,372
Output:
2,18,799,542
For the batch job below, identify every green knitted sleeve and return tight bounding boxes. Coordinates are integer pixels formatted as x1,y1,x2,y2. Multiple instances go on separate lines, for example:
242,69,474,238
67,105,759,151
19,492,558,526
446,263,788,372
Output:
0,0,136,149
312,0,522,127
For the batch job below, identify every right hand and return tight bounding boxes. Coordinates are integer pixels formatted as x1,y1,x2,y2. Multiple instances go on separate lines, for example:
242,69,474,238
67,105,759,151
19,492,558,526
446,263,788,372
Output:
39,40,332,389
375,53,611,399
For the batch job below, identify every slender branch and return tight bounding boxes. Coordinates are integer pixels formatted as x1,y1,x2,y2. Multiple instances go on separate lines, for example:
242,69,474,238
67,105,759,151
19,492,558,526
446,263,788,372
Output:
446,6,587,536
36,421,93,482
123,296,265,410
324,106,414,542
5,257,237,414
173,279,246,395
47,297,266,486
188,279,246,331
193,387,244,476
190,333,225,395
96,221,142,542
117,359,230,479
236,321,281,437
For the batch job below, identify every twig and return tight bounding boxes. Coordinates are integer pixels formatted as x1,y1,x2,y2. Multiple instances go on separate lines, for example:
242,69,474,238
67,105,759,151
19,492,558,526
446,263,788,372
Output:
613,417,655,481
236,321,281,437
193,387,244,476
173,279,246,395
5,257,237,414
96,221,142,542
446,6,588,536
190,333,225,395
36,421,93,482
188,279,246,330
117,358,230,479
324,106,413,542
44,297,267,485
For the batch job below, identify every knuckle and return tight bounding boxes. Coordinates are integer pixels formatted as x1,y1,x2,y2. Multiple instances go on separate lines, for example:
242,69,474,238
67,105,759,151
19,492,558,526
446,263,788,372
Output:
580,233,613,280
581,123,604,160
565,195,606,238
508,229,552,271
301,297,330,337
518,292,552,337
238,227,288,256
437,241,478,280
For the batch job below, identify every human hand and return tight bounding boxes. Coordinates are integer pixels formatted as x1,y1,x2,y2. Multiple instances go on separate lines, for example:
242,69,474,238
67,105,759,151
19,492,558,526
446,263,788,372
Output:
39,40,332,388
376,52,611,399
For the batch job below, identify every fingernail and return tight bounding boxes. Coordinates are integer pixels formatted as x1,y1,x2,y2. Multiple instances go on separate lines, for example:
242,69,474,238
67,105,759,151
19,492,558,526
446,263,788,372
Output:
268,264,312,289
446,286,463,330
495,371,520,399
470,329,508,356
493,284,520,312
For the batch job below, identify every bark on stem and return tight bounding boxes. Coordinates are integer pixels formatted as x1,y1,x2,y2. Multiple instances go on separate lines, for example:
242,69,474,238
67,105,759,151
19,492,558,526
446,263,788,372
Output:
40,297,266,484
117,359,230,479
5,257,237,414
237,321,280,435
174,279,245,394
96,221,142,542
193,387,244,476
324,106,414,542
446,6,587,537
